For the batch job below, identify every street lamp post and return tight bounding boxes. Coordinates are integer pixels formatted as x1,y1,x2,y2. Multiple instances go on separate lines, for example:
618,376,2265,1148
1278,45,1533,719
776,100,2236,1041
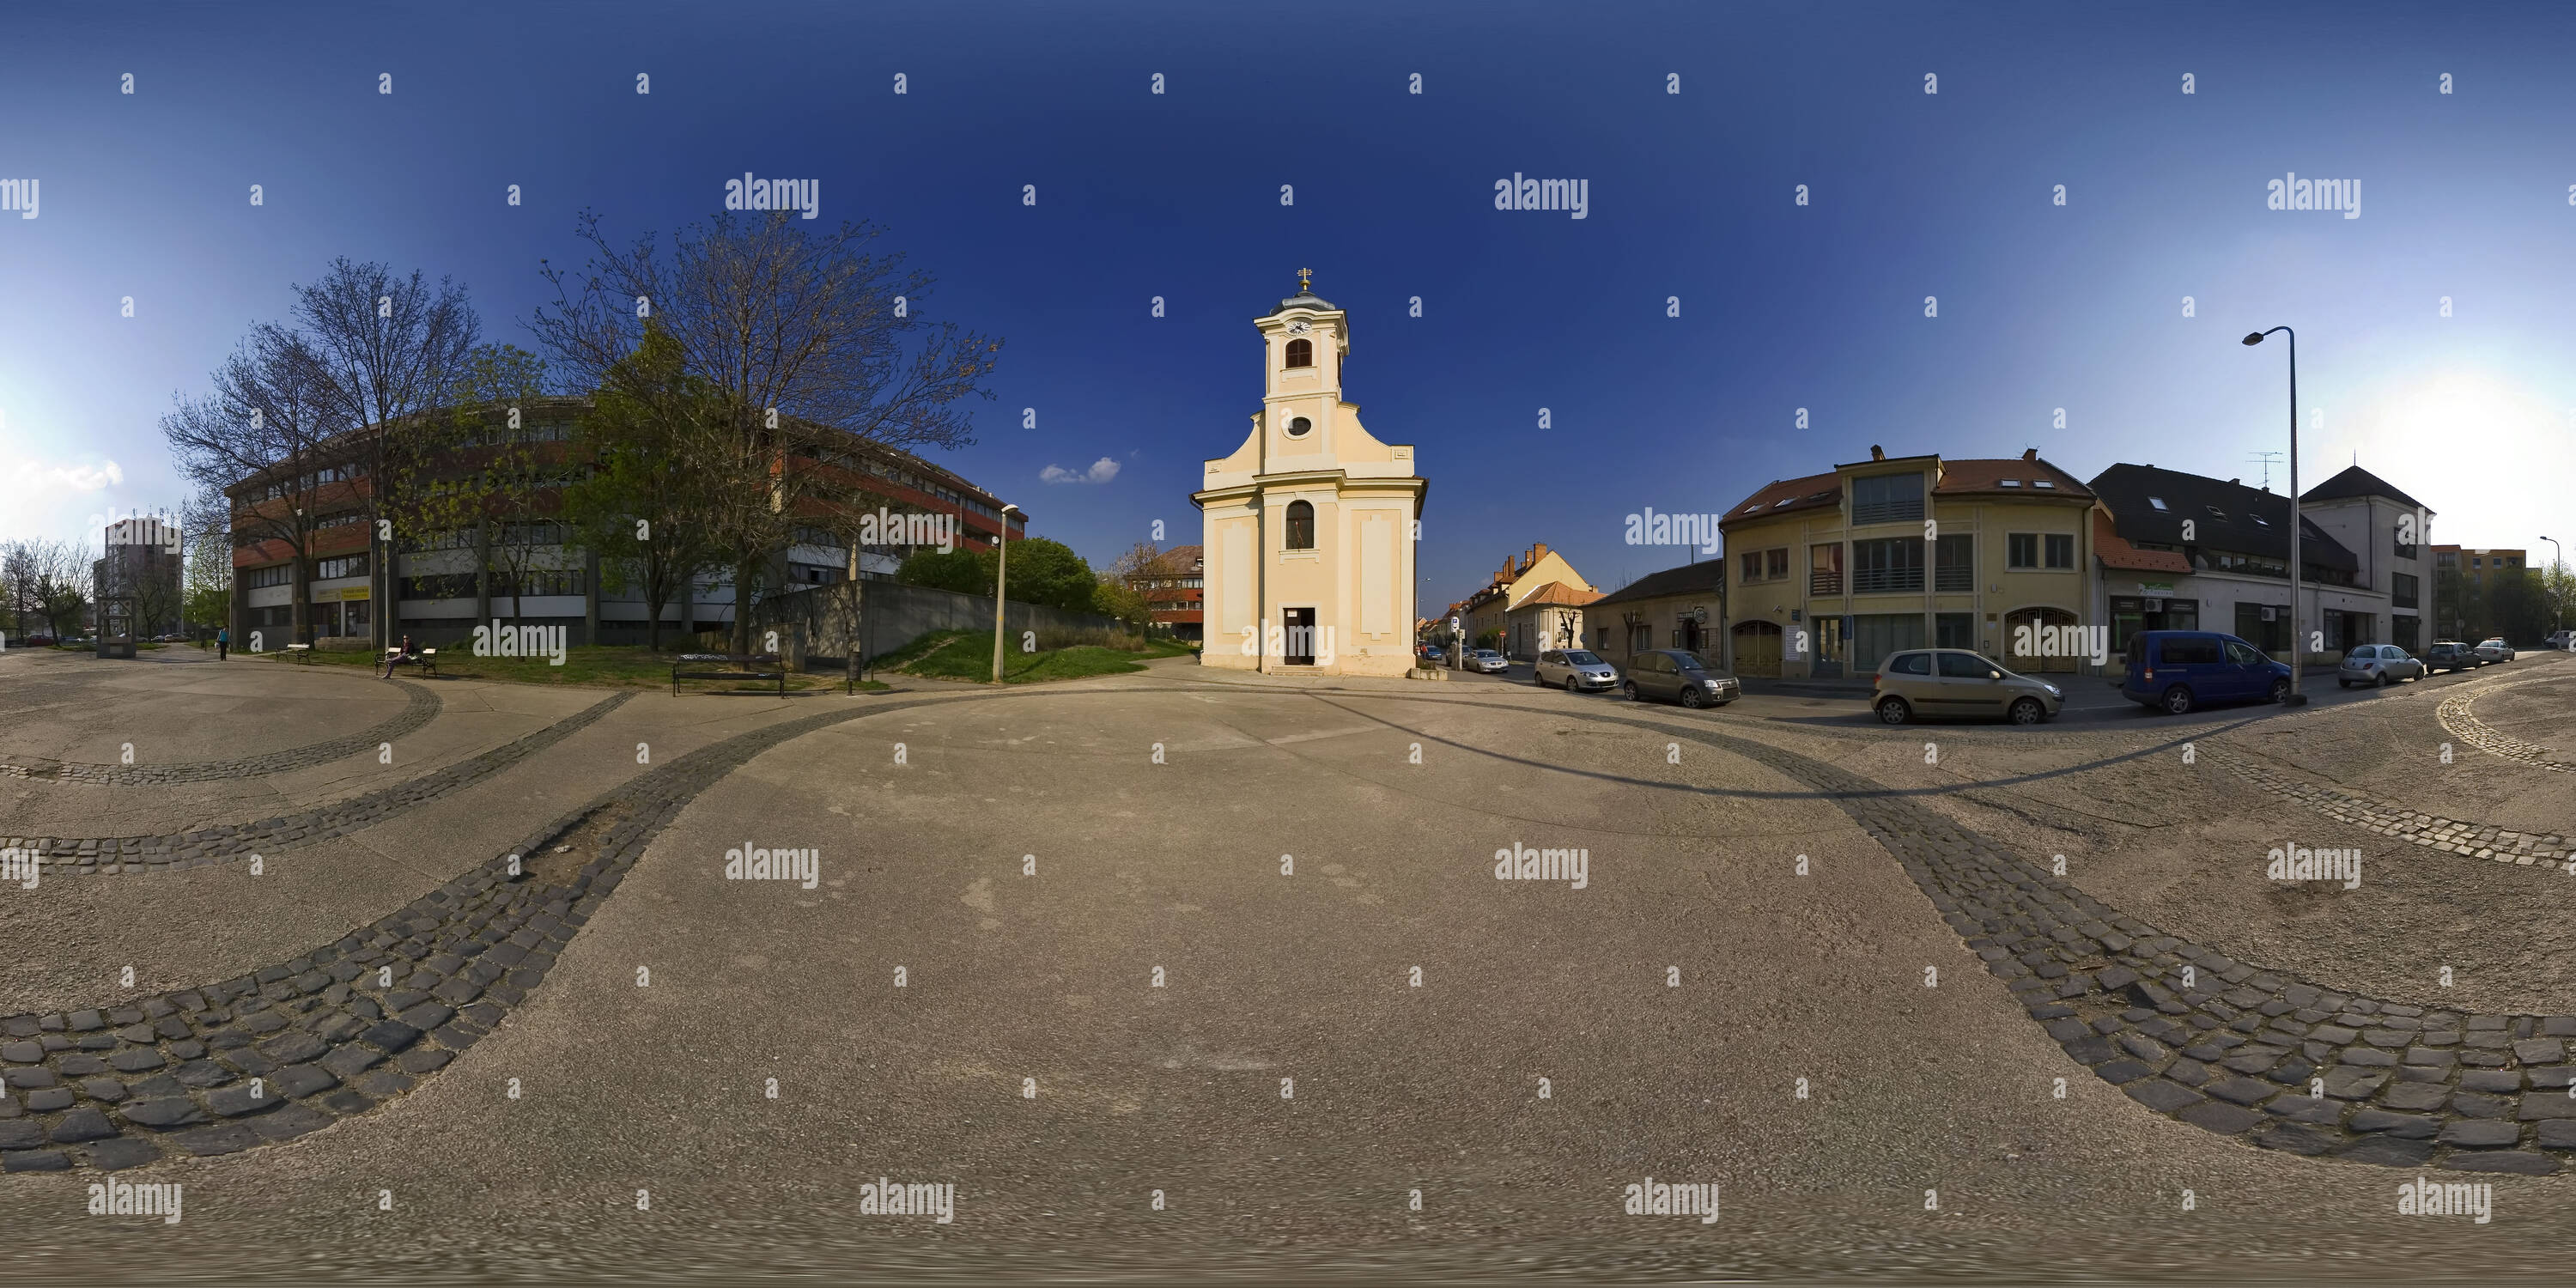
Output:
990,503,1018,683
2242,327,2307,704
2543,536,2566,641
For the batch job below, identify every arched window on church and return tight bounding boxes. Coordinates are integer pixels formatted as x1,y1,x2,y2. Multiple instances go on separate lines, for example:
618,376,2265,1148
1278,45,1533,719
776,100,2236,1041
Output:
1285,337,1313,368
1285,500,1315,550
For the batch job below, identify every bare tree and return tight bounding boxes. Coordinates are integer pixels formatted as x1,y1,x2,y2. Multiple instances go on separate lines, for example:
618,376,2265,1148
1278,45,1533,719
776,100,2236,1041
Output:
290,258,481,647
161,325,343,648
531,210,1002,650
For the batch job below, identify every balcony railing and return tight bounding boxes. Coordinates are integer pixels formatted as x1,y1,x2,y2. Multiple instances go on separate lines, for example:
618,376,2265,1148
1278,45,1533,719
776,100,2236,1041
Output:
1850,500,1925,526
1851,567,1924,594
1934,566,1973,593
1809,572,1842,596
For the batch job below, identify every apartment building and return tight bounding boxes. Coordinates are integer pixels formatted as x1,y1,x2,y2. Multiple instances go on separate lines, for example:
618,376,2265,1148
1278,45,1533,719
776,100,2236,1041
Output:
1720,447,2096,677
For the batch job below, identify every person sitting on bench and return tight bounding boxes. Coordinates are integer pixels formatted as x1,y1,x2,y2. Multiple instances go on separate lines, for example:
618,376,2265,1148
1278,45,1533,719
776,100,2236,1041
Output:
381,634,416,678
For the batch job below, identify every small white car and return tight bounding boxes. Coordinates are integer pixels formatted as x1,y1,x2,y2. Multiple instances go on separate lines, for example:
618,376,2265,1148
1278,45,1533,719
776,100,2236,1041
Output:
2473,637,2516,664
2337,644,2425,688
2546,629,2573,652
1534,648,1619,692
1467,648,1510,674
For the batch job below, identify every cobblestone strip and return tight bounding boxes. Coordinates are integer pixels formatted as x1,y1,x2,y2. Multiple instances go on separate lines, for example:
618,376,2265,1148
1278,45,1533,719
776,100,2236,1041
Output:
0,696,951,1171
4,691,634,874
0,679,442,786
2204,744,2573,870
1704,728,2576,1175
2437,675,2576,772
1400,696,2576,1175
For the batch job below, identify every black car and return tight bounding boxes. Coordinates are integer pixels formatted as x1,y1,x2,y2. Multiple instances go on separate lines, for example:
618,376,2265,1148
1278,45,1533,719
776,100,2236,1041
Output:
1621,649,1739,708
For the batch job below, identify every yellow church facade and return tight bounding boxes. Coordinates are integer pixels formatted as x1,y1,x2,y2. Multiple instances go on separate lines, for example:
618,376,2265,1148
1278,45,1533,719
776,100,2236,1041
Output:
1194,276,1427,677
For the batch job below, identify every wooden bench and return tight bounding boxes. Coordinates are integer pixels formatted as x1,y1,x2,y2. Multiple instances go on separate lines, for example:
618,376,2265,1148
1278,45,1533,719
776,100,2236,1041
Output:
671,653,786,696
382,647,438,677
285,643,313,664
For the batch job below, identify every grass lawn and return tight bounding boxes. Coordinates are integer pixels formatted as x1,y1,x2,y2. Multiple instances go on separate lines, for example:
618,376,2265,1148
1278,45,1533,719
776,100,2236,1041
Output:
254,643,887,694
888,629,1197,684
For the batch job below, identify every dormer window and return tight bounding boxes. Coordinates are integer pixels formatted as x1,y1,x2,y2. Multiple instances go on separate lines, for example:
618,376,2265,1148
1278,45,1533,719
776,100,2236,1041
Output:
1287,416,1311,437
1999,479,2022,488
1285,338,1313,368
2148,496,2169,511
2032,479,2056,489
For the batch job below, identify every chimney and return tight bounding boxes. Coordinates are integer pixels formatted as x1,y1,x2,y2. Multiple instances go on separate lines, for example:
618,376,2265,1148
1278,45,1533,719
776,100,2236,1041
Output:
1532,542,1549,562
2021,447,2038,462
2228,477,2240,486
1869,445,1886,461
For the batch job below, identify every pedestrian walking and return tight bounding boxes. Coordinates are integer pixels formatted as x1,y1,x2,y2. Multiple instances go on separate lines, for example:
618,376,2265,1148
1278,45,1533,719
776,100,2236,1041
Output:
216,626,228,660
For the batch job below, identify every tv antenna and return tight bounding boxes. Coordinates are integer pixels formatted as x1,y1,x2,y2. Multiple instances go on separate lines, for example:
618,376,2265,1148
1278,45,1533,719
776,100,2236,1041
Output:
2247,451,2283,490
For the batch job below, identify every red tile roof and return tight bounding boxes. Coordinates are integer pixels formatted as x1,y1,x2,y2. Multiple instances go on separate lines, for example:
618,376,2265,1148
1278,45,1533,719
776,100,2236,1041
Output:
1510,580,1601,610
1720,472,1842,528
1935,457,2094,498
2093,509,2192,574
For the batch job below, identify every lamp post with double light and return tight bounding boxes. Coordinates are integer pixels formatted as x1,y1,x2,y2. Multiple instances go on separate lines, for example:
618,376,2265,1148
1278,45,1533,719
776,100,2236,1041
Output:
2242,326,2307,704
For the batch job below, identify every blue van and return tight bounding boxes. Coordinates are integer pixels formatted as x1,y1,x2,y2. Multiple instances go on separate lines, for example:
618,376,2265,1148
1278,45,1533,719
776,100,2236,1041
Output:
2121,629,2292,714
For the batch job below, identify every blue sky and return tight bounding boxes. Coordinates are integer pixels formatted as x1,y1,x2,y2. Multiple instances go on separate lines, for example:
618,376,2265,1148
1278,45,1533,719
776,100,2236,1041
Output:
5,1,2574,602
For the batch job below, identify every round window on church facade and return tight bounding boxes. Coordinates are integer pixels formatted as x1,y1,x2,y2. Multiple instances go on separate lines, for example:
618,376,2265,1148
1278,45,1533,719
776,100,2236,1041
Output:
1287,416,1312,437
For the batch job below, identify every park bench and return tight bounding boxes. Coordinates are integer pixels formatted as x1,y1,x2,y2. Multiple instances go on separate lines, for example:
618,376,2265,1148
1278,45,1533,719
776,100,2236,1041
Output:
285,643,313,664
671,652,787,696
382,646,438,677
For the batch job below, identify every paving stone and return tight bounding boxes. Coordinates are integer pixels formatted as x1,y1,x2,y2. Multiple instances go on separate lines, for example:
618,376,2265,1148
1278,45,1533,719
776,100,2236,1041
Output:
0,1120,45,1149
2439,1120,2523,1149
172,1124,259,1157
2452,1092,2512,1119
248,1103,331,1141
47,1108,116,1142
2177,1100,2264,1134
259,1033,328,1065
273,1064,337,1099
2205,1077,2277,1106
2264,1096,2343,1125
2254,1122,2340,1155
3,1150,70,1172
2336,1137,2438,1166
79,1078,127,1103
87,1137,161,1170
360,1020,422,1054
2440,1151,2559,1176
319,1046,384,1079
118,1097,207,1130
106,1048,164,1073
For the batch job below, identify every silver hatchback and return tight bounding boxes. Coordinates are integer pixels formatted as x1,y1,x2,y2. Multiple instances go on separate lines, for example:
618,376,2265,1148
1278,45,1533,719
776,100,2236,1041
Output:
2337,644,2426,688
1535,648,1619,692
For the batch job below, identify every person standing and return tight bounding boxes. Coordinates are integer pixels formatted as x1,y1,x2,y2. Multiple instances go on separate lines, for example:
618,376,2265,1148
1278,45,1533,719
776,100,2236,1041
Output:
216,626,228,661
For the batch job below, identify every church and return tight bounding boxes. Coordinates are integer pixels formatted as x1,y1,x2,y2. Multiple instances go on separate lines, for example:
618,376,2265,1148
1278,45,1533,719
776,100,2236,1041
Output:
1194,273,1428,677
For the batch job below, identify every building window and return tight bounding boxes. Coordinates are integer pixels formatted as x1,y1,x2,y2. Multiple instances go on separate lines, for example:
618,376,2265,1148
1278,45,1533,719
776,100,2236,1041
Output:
1936,612,1975,649
1849,472,1925,526
2008,533,2039,568
246,564,293,589
1740,550,1763,584
1850,538,1924,593
1285,338,1313,368
1935,533,1973,592
1287,416,1312,437
1764,547,1789,580
1284,501,1315,550
1808,543,1843,595
315,554,369,580
2044,533,2074,569
2392,571,2419,610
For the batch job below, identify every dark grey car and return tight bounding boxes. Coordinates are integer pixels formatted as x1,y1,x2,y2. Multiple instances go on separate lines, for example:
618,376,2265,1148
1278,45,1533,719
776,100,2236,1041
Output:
1620,649,1739,708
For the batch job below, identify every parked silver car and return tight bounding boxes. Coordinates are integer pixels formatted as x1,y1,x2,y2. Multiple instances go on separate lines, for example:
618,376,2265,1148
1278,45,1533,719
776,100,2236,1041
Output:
2473,637,2516,664
2337,644,2425,688
1534,648,1619,692
1466,648,1511,674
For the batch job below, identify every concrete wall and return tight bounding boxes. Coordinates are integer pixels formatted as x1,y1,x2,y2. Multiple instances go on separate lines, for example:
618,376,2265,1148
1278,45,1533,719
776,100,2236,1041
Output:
752,579,1130,669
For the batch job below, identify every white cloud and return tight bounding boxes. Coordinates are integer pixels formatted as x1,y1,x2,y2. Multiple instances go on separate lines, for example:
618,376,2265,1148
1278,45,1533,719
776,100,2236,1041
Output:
11,458,124,493
1041,457,1120,485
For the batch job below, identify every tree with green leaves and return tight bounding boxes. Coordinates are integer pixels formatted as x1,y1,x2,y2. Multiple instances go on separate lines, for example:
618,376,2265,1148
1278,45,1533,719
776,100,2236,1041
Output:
531,209,1004,652
558,326,732,650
